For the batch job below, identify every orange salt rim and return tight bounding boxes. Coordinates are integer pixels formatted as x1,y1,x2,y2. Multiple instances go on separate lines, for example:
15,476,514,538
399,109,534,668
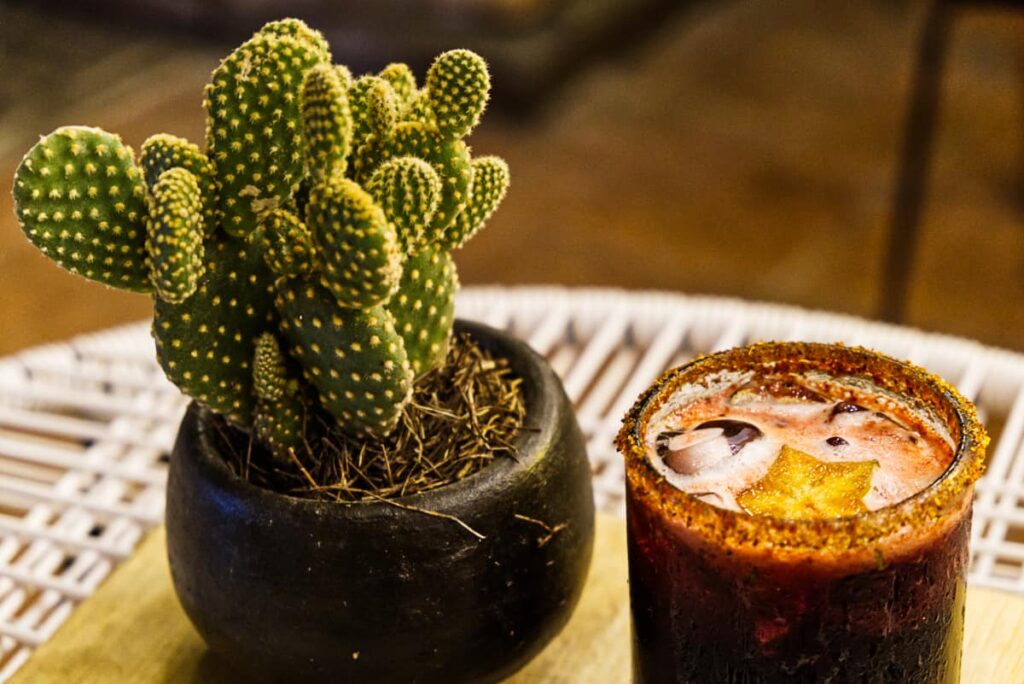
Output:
617,342,989,552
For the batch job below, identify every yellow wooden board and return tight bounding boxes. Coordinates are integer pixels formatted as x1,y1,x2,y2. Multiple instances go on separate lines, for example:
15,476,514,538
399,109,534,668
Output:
13,514,1024,683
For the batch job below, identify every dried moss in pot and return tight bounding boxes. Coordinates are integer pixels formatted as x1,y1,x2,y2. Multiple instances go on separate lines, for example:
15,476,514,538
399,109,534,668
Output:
220,332,528,502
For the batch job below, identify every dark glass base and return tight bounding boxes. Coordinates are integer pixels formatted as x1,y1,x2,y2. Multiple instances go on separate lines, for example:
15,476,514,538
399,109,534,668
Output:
627,493,968,684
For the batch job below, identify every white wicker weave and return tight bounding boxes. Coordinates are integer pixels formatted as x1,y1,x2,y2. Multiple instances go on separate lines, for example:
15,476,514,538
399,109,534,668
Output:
0,285,1022,678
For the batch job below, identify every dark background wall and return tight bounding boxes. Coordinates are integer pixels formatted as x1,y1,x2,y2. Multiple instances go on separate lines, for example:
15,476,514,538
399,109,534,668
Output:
1,1,1022,354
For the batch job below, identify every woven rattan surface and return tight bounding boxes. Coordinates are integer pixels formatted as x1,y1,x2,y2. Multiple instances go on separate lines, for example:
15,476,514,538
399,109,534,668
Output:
1,286,1024,678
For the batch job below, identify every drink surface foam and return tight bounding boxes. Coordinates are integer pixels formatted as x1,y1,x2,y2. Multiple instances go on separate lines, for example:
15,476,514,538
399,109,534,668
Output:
645,372,955,516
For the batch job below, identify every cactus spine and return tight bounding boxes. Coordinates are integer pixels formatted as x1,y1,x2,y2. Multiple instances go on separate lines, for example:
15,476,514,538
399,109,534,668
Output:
11,19,509,452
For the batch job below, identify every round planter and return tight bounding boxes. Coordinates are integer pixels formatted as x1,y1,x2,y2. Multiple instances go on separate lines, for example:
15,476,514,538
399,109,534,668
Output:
166,320,595,683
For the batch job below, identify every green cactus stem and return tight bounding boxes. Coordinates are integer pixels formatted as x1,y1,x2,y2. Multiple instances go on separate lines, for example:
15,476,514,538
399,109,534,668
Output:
259,18,331,60
334,64,353,87
301,64,352,179
276,280,413,436
153,239,276,425
304,176,402,309
368,79,399,140
140,134,219,233
386,246,457,376
404,88,435,126
13,126,150,291
147,168,205,303
379,63,417,112
205,28,327,237
253,208,317,277
353,122,472,240
347,76,396,145
253,332,308,461
444,156,510,250
366,156,441,252
426,49,490,141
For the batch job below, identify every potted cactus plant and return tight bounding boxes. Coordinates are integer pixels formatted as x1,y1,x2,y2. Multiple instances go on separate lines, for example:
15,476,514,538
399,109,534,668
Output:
11,19,594,684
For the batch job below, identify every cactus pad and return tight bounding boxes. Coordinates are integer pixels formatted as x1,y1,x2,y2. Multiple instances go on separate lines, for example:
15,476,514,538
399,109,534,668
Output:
366,156,441,252
254,208,317,277
253,332,308,460
153,239,276,425
379,63,417,112
259,18,331,61
387,246,457,376
355,121,472,237
13,126,150,291
405,89,437,127
305,175,402,308
334,64,353,88
140,134,219,233
277,279,413,435
348,76,396,145
147,168,205,303
446,156,509,250
426,49,490,140
368,80,399,140
205,30,326,237
301,64,352,179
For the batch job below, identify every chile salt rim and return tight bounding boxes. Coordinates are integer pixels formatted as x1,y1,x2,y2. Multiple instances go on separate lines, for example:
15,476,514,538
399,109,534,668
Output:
616,341,989,552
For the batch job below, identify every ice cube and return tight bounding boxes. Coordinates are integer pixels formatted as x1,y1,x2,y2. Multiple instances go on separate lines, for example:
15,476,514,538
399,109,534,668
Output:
658,428,731,475
729,376,827,405
665,427,724,451
656,420,764,475
695,419,763,455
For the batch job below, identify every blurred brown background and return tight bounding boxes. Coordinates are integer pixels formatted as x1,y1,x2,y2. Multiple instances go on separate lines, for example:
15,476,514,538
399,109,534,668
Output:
1,0,1022,355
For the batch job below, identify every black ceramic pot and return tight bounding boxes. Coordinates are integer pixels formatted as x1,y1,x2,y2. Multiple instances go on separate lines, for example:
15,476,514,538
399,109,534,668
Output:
166,320,595,683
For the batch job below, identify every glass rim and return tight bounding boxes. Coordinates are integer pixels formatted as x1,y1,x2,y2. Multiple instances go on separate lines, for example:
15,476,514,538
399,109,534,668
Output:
617,341,989,552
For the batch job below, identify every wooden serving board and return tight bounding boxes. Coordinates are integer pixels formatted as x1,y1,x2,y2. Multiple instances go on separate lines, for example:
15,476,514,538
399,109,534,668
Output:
13,515,1024,683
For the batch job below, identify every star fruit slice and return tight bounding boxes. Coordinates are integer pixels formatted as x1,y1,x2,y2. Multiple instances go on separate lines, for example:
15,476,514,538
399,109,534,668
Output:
737,445,877,520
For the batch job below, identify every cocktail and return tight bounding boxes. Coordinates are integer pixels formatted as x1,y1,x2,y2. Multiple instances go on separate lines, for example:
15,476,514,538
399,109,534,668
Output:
617,342,987,683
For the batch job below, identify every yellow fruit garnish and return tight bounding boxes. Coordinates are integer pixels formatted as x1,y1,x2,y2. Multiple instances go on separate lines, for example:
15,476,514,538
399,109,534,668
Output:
737,446,877,520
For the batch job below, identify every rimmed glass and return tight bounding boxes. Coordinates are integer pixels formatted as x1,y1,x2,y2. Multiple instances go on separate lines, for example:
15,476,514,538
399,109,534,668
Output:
617,342,988,683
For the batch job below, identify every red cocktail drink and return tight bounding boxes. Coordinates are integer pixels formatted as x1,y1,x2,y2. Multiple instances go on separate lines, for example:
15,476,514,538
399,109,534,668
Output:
618,343,987,683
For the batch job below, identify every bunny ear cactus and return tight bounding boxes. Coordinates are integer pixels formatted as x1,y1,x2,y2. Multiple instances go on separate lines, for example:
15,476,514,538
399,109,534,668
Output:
10,19,509,448
366,156,441,252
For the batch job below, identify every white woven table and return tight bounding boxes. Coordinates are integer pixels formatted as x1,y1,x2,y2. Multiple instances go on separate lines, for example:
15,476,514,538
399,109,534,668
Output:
0,286,1023,679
